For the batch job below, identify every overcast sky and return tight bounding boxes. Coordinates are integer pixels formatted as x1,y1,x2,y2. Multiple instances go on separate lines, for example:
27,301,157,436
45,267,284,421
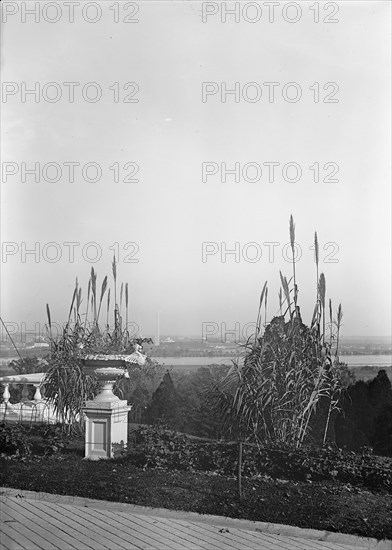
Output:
1,1,391,340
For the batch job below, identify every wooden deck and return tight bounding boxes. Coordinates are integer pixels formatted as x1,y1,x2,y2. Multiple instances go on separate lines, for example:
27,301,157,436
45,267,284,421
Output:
0,489,387,550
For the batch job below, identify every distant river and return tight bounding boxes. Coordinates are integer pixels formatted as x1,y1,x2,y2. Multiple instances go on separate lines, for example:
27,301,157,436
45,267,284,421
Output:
1,355,391,368
153,355,392,368
1,355,391,380
152,355,391,382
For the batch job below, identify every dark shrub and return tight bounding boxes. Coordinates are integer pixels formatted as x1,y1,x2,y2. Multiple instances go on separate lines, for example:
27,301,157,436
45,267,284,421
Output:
0,423,31,455
335,370,392,456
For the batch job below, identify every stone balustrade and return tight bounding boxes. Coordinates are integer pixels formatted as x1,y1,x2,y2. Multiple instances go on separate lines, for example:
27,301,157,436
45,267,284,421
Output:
1,353,144,455
0,372,58,424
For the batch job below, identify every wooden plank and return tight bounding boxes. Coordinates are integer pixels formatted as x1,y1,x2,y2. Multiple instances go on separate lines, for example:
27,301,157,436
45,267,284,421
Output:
183,521,272,550
2,500,74,550
128,514,230,550
34,502,133,550
113,513,204,550
280,535,332,550
1,510,16,522
235,529,300,550
260,533,332,550
187,522,276,550
229,527,309,550
0,518,47,550
5,499,89,550
249,532,309,550
150,517,244,550
30,501,117,550
96,507,205,550
0,528,26,550
2,502,33,527
168,520,258,550
70,506,175,550
79,508,172,550
241,531,300,550
244,531,358,550
285,536,360,550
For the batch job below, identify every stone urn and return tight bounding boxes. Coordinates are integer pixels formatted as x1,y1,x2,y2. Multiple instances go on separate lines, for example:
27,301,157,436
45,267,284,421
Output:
83,350,147,400
83,356,127,402
81,351,146,460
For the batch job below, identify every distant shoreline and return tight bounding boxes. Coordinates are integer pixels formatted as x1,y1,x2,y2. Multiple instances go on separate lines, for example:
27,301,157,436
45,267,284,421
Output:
1,354,391,366
152,355,392,367
1,354,391,382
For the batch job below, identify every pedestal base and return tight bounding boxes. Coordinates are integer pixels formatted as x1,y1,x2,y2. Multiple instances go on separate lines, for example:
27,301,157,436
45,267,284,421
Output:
83,399,131,460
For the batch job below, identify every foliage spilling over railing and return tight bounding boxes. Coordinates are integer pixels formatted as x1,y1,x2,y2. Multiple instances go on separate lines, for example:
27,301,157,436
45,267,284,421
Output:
43,256,153,427
209,216,348,448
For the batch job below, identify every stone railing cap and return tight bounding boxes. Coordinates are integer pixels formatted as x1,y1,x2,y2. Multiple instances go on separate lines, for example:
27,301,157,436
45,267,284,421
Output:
0,373,46,384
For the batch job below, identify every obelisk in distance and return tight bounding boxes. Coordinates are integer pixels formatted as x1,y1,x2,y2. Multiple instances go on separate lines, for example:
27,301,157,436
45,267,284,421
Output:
156,311,160,347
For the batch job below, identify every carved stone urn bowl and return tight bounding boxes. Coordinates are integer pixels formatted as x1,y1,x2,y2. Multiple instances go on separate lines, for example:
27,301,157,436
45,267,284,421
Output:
82,355,126,402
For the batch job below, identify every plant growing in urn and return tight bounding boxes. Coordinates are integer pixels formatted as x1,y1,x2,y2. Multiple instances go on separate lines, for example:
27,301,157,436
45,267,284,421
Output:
44,257,152,445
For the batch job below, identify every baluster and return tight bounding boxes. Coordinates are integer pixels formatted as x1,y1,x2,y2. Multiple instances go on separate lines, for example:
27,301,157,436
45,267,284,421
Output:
3,383,10,404
21,383,29,402
33,384,42,402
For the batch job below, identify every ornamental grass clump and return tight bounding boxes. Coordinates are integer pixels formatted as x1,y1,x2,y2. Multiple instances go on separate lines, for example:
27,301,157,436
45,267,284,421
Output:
210,216,348,448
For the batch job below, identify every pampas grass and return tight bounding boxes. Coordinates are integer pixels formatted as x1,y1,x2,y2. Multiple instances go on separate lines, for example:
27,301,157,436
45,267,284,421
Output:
209,216,347,448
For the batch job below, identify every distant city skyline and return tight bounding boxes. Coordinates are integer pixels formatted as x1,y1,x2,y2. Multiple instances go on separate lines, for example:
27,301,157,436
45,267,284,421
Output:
1,328,391,345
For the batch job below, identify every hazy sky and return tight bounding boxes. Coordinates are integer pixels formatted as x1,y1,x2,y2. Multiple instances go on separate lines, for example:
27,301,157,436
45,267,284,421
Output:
1,1,391,340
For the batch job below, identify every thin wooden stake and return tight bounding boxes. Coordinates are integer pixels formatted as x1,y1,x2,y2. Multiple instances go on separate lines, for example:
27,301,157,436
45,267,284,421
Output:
238,441,243,500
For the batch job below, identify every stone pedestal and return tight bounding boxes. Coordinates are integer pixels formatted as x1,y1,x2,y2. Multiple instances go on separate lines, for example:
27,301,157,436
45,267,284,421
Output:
82,354,146,460
83,399,131,460
82,358,130,460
